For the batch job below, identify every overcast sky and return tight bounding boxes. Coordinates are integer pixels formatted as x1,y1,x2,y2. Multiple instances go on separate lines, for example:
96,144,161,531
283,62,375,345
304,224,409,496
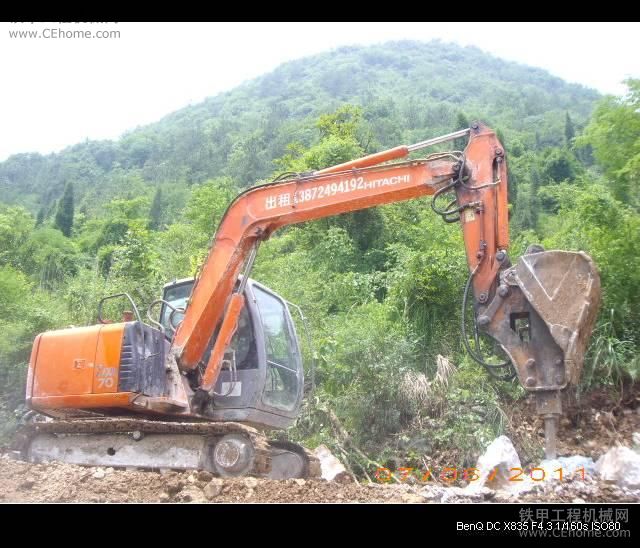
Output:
1,22,638,162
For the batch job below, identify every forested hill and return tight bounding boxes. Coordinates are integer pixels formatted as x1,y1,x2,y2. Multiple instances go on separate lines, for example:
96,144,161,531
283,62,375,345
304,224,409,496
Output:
0,40,599,214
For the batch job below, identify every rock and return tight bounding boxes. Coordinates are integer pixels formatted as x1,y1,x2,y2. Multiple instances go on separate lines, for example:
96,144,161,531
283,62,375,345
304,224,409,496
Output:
19,480,35,490
419,484,494,503
166,480,184,496
401,493,424,504
159,493,170,503
313,444,349,482
105,467,114,474
419,486,448,502
197,470,213,483
441,487,472,503
539,455,597,481
203,479,224,500
243,477,258,489
572,498,586,503
596,446,640,488
464,435,523,494
294,479,306,486
245,488,255,499
632,432,640,451
92,469,106,479
182,486,206,503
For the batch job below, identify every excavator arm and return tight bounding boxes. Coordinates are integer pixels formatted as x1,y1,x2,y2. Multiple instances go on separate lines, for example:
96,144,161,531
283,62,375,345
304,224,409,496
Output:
174,123,502,368
173,122,600,458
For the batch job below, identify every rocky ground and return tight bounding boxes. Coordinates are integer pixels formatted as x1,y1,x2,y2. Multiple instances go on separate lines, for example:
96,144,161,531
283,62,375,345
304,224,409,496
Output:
1,387,638,503
0,450,637,503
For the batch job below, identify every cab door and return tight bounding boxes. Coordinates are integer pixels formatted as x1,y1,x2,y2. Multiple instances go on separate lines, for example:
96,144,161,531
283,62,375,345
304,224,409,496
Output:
251,283,303,415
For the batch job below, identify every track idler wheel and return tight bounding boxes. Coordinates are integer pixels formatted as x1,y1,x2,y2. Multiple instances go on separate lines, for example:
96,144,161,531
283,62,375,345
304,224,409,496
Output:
211,433,256,477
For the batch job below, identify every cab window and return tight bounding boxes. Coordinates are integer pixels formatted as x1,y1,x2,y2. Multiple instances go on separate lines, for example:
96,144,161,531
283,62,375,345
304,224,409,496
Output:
160,282,193,332
253,286,299,412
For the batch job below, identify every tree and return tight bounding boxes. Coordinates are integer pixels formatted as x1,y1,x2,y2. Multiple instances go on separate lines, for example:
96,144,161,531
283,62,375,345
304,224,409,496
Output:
454,112,470,150
577,79,640,206
541,148,580,184
18,228,78,289
35,206,45,228
148,187,164,230
316,104,365,143
185,177,236,236
0,207,33,267
54,182,74,237
529,167,541,227
565,112,575,145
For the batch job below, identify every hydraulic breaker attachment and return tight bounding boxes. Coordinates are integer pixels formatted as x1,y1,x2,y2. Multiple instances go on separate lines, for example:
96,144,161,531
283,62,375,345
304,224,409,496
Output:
477,247,601,458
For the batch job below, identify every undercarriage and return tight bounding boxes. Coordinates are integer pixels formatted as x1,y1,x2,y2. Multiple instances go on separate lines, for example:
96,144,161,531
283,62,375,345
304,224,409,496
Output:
14,417,321,480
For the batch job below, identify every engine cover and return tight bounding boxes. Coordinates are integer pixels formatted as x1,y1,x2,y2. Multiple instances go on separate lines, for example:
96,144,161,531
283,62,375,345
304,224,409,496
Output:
27,321,165,415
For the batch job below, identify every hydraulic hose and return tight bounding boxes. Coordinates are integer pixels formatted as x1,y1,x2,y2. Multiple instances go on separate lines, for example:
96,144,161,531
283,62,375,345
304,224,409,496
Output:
461,267,516,381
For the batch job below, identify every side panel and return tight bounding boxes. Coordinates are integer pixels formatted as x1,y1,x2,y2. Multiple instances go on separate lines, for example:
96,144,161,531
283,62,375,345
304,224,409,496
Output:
28,323,138,414
31,325,102,398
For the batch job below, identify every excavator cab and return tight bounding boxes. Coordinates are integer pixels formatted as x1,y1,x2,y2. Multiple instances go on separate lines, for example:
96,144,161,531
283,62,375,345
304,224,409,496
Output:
160,277,304,430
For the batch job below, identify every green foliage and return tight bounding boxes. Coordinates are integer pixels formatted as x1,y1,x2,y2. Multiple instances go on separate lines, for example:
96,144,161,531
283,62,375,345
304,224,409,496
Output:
54,182,74,237
541,180,640,387
35,206,45,228
454,112,470,150
541,147,581,184
18,228,79,289
565,111,575,144
0,265,69,400
426,360,512,466
184,177,236,235
148,187,164,230
582,311,640,392
0,207,33,268
316,104,364,141
542,181,640,328
577,79,640,206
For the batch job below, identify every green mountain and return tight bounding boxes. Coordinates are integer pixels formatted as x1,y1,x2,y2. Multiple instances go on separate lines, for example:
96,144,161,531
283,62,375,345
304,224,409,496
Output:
0,40,599,214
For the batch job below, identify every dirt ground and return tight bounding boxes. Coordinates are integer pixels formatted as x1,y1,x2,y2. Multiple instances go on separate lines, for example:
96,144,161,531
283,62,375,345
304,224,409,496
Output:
1,387,638,503
0,450,637,503
508,386,640,464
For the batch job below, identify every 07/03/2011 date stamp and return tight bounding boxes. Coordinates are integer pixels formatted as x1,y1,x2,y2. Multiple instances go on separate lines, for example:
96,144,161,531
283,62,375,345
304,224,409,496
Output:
374,466,589,483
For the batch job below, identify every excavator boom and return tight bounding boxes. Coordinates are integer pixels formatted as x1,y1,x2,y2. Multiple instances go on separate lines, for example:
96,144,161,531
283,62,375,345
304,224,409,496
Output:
174,124,507,370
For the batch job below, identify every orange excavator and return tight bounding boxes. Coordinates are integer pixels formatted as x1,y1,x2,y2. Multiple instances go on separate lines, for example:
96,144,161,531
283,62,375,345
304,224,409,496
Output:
17,122,600,477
